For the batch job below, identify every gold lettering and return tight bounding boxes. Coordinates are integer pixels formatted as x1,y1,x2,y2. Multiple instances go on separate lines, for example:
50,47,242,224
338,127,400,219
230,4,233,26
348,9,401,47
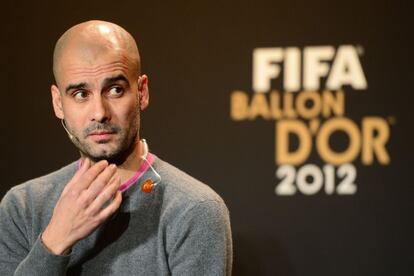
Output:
322,90,344,117
230,91,249,121
362,117,390,165
276,120,311,165
269,90,282,119
283,92,297,118
296,91,321,119
248,93,270,120
317,118,360,165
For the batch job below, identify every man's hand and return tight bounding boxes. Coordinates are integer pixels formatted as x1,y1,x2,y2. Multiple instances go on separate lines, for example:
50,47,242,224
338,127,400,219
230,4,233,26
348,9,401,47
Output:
42,158,122,255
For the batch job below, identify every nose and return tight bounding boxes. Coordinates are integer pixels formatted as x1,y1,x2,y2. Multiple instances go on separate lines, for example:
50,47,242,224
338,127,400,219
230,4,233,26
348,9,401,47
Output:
91,95,110,123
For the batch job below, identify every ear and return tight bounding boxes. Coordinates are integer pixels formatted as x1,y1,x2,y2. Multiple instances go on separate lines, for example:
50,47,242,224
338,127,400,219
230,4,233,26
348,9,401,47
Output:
138,74,149,110
51,85,64,119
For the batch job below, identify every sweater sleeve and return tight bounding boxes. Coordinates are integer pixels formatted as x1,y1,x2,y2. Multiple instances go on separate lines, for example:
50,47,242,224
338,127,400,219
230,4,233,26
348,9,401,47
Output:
0,189,70,276
167,199,233,276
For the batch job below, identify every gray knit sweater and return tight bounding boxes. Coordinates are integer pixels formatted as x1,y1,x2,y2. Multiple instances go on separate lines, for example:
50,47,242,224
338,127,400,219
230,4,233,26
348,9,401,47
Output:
0,156,232,275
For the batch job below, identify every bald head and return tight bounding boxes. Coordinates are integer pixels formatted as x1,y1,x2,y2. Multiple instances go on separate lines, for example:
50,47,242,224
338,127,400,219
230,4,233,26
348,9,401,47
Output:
53,20,141,85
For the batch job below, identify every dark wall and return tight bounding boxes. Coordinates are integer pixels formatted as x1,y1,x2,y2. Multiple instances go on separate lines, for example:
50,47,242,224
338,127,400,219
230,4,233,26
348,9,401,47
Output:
1,1,412,275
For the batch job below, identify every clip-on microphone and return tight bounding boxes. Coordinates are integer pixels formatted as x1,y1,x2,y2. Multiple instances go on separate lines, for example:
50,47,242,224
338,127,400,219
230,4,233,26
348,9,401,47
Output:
140,139,161,193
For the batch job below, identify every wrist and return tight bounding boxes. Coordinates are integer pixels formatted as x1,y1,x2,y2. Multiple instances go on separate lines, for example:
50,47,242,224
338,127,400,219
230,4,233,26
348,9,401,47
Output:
41,228,72,255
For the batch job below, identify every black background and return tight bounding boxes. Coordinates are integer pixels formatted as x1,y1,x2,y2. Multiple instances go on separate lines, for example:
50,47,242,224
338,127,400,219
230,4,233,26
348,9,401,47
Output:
1,0,413,275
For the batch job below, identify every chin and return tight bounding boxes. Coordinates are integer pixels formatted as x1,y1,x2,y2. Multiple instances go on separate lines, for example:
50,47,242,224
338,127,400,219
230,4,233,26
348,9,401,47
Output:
85,145,133,165
78,134,138,164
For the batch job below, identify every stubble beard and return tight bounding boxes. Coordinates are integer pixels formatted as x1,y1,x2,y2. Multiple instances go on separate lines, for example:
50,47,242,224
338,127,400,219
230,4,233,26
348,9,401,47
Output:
69,113,140,165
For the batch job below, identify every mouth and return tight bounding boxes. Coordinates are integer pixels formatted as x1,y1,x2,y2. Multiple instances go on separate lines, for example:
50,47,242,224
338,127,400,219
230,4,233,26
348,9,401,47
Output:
88,131,116,140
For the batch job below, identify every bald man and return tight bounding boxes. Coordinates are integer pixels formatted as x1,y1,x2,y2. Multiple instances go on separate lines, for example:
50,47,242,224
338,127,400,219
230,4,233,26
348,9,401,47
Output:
0,21,232,275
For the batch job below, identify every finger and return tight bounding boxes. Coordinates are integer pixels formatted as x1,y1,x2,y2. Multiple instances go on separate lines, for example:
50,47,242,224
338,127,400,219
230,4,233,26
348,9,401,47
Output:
83,164,117,201
71,160,109,194
86,175,121,216
62,158,91,196
97,190,123,222
72,158,91,183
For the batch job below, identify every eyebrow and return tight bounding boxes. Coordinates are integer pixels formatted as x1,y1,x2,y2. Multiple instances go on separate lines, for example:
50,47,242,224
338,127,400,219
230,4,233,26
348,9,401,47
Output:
102,74,129,88
65,82,88,94
64,74,130,94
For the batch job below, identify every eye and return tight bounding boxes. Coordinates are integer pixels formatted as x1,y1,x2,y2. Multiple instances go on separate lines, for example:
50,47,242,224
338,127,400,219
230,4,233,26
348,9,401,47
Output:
108,86,124,97
73,90,88,101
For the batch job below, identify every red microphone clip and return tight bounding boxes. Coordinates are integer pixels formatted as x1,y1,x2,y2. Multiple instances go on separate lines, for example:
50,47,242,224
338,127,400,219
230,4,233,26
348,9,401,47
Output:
141,179,155,193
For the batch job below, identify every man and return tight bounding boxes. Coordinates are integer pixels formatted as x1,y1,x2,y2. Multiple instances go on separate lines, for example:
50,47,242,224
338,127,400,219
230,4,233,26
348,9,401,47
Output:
0,20,232,275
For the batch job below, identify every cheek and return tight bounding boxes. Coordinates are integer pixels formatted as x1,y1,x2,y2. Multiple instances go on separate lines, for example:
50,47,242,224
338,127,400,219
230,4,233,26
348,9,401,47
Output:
62,103,89,131
115,101,140,125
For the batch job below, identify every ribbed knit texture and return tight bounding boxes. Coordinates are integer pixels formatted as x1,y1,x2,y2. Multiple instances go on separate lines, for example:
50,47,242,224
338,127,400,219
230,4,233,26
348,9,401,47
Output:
0,156,232,275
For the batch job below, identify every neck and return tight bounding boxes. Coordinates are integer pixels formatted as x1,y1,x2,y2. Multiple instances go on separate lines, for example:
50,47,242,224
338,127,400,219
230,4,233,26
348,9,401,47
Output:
116,139,145,184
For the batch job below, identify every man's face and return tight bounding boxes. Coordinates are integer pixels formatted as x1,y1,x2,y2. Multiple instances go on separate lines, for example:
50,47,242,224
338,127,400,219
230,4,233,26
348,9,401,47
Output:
52,47,147,163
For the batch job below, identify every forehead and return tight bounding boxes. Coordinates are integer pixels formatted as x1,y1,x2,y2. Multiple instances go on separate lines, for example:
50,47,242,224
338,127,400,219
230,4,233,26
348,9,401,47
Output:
56,44,138,87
